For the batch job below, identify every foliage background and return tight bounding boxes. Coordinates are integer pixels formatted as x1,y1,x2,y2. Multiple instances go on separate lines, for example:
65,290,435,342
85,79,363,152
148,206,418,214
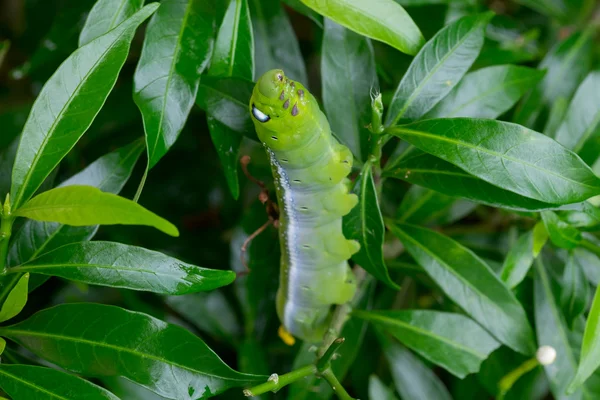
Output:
1,0,600,399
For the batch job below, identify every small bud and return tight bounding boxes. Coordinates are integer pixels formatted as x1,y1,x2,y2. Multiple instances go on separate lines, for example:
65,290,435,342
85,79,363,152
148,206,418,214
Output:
536,345,557,365
268,373,279,384
370,90,384,135
243,389,253,397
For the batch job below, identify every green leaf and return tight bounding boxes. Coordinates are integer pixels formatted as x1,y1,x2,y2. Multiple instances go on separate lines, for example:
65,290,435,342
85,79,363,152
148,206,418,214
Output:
555,71,600,153
383,148,558,211
166,290,240,343
209,0,254,80
344,162,400,290
133,0,216,169
14,185,179,237
380,337,452,400
195,76,257,140
0,364,119,400
369,375,398,400
542,211,582,249
514,30,593,129
281,0,323,28
322,19,378,162
249,0,307,82
569,283,600,393
396,185,456,224
9,241,234,295
387,118,600,205
103,377,168,400
355,309,500,378
426,65,545,119
561,252,589,329
500,223,548,289
207,0,254,199
79,0,145,46
0,303,264,399
385,12,492,125
300,0,423,56
534,259,588,399
0,338,5,356
0,273,28,323
0,40,9,68
387,222,536,354
558,202,600,231
9,4,158,210
0,138,19,199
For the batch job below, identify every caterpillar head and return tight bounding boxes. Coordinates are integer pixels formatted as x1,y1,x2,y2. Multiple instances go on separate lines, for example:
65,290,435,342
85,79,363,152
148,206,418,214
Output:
250,69,312,150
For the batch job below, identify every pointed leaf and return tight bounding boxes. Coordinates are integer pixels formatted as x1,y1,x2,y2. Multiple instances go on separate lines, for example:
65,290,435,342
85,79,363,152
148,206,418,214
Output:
383,148,558,211
388,118,600,205
14,185,179,237
0,303,265,399
9,241,234,294
561,253,589,328
555,72,600,153
426,65,545,119
9,4,158,210
300,0,423,55
322,19,378,162
500,223,548,289
344,162,400,290
387,222,536,354
385,12,492,125
381,338,452,400
369,375,398,400
355,309,500,378
396,185,456,224
0,364,119,400
249,0,307,82
79,0,145,46
133,0,216,168
542,211,582,249
0,274,28,323
534,259,588,399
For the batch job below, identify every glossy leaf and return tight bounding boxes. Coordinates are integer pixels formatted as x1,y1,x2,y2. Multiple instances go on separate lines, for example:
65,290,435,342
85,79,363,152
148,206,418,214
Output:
383,148,558,211
387,222,536,354
569,283,600,393
381,337,452,400
385,12,492,125
561,252,589,329
79,0,145,46
207,0,254,199
0,364,119,400
14,185,179,237
500,223,548,289
249,0,307,82
555,72,600,153
515,30,593,128
542,211,582,249
344,162,400,290
369,375,398,400
426,65,545,119
322,19,378,162
133,0,216,168
388,118,600,205
0,303,265,399
572,248,600,286
9,4,158,210
355,309,500,378
195,76,256,140
209,0,254,80
9,241,234,294
0,273,28,323
300,0,423,55
103,377,168,400
534,259,588,399
559,201,600,231
396,185,456,224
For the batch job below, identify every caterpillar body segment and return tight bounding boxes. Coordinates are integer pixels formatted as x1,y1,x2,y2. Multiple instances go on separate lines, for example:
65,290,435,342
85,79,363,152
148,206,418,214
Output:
249,69,359,342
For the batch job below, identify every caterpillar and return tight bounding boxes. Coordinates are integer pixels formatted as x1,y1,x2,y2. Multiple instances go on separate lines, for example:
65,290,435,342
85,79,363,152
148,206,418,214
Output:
249,69,359,342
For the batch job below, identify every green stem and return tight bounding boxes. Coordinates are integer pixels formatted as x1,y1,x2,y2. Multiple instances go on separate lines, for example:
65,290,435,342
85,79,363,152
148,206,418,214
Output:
321,369,356,400
581,239,600,256
133,166,148,203
497,357,539,400
0,195,14,274
243,365,316,396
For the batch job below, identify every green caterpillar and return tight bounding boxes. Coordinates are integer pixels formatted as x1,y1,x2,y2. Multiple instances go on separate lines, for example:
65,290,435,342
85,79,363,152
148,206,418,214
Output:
249,69,359,342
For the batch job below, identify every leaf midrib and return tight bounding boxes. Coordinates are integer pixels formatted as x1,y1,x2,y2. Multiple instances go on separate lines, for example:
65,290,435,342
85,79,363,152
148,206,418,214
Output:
0,367,69,400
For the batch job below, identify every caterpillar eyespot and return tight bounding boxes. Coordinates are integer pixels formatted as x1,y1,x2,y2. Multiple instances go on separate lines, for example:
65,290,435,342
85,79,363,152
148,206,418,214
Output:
249,69,359,342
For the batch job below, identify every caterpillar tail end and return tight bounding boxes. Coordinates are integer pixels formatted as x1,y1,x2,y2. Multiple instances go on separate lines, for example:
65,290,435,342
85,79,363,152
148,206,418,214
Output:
278,325,296,346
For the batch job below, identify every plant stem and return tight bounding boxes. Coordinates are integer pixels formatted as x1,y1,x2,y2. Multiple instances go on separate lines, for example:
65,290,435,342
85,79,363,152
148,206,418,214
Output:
0,195,14,274
243,364,316,397
133,166,148,203
581,238,600,256
321,369,356,400
497,357,539,400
